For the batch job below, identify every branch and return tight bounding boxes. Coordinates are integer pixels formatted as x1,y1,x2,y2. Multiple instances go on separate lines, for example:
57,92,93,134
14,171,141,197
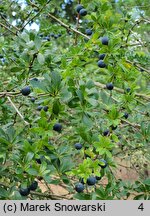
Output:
125,19,143,44
7,96,30,126
0,13,19,31
28,0,90,40
30,191,70,200
0,182,70,200
0,22,17,35
74,9,81,45
47,13,90,40
20,4,46,31
0,91,20,98
94,81,150,101
126,60,150,75
121,119,140,129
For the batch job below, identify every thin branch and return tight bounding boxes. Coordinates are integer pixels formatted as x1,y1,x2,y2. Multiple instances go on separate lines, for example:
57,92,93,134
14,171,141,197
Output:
126,60,150,75
30,191,70,200
0,13,19,31
7,96,30,126
28,0,90,40
0,182,70,200
74,11,80,45
20,5,45,31
94,81,150,101
0,22,17,35
0,91,20,96
125,19,143,44
121,119,140,129
47,13,90,40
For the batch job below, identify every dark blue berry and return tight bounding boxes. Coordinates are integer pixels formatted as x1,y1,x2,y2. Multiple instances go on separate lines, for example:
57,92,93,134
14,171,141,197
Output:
30,97,36,103
85,29,92,36
101,36,109,45
99,159,107,168
123,113,129,119
103,129,110,136
19,188,30,196
21,86,31,96
106,83,114,90
37,105,43,111
76,4,84,13
53,123,62,132
79,9,87,16
28,181,38,191
43,106,48,112
74,143,82,150
87,176,97,186
99,54,105,60
75,183,84,193
95,176,101,181
98,60,106,68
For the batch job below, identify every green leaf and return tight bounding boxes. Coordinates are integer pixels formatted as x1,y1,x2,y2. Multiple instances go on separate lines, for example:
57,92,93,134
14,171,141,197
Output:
37,53,45,65
60,88,72,102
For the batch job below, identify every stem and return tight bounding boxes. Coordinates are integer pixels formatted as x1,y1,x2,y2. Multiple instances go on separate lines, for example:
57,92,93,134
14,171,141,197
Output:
0,22,17,35
7,96,30,126
74,12,80,45
126,60,150,75
94,81,150,101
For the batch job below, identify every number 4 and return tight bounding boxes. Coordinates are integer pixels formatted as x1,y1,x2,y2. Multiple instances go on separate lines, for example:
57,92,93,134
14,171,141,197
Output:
138,203,144,211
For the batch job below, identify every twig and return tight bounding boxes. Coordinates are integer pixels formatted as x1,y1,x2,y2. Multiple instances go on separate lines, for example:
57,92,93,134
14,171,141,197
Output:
28,0,90,40
20,4,46,31
126,60,150,75
0,13,19,31
94,81,150,101
7,96,30,126
0,182,71,200
30,191,70,200
74,7,80,45
125,19,143,44
47,13,90,40
0,22,17,35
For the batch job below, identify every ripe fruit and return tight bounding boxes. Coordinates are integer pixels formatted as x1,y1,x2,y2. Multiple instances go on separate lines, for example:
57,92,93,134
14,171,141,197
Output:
111,125,117,130
30,97,36,103
75,183,84,193
74,143,82,150
21,86,31,96
103,129,110,136
99,54,105,60
123,113,129,119
99,159,107,168
106,83,114,90
126,87,131,93
95,176,101,181
98,60,106,68
53,123,62,132
31,77,38,81
36,158,42,164
42,36,49,41
101,36,109,45
76,4,83,13
79,9,87,16
43,106,48,112
80,178,85,184
28,181,38,191
85,29,92,36
87,176,97,186
37,105,43,111
19,188,30,196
